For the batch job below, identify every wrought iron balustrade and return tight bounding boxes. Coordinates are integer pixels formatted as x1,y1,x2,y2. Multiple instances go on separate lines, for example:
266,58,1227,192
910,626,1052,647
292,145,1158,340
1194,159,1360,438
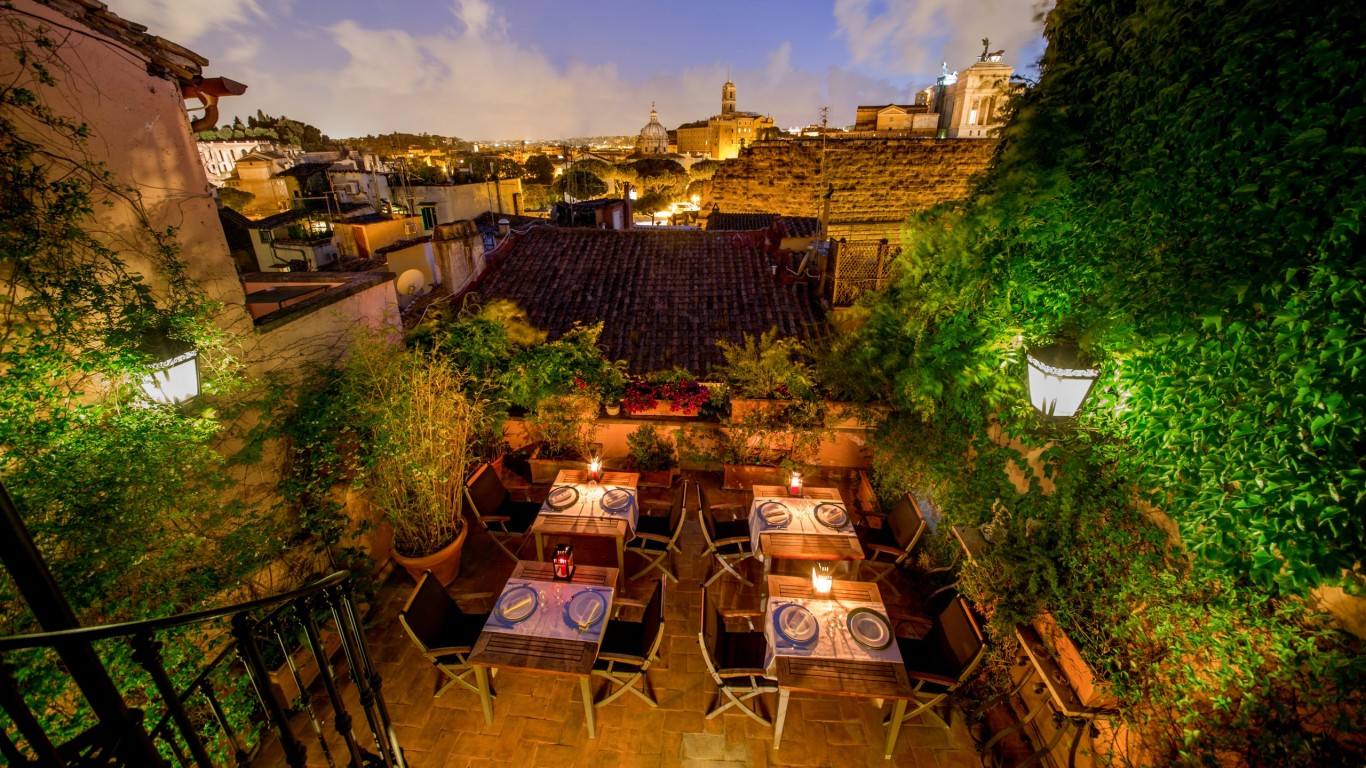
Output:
0,570,405,768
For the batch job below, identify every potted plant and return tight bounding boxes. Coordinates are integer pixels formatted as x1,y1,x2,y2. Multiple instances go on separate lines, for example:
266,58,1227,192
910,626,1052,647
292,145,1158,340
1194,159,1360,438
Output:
718,401,827,490
525,394,599,483
715,329,815,419
348,338,478,585
598,360,628,416
621,369,712,416
625,424,677,487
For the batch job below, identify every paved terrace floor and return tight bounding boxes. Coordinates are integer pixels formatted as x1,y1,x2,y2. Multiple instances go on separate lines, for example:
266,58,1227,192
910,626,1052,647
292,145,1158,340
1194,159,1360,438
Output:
256,471,986,768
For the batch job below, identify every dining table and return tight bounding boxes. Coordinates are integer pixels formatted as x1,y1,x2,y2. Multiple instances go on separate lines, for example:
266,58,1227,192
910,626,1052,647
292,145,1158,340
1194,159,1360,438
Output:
763,575,915,759
749,485,864,574
467,560,618,737
530,470,640,575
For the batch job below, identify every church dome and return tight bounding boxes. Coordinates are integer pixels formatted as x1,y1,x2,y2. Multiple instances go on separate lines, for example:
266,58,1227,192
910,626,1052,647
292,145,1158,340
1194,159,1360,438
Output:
639,104,668,154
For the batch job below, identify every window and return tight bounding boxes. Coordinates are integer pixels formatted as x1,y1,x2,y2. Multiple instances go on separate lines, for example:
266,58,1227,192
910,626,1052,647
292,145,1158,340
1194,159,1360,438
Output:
258,230,272,243
420,204,438,231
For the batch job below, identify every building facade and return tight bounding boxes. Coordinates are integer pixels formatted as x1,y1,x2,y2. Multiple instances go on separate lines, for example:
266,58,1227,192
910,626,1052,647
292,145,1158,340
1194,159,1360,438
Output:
673,81,775,160
638,104,669,154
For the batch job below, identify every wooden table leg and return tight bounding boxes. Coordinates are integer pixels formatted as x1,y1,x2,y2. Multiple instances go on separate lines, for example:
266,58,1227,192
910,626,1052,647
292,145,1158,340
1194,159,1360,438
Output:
616,536,625,577
884,699,907,759
773,688,790,749
473,666,494,725
580,676,597,738
535,532,546,561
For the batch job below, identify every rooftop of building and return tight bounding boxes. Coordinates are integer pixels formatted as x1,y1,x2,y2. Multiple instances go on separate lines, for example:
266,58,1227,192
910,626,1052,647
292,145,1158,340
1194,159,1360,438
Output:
471,228,826,375
373,235,432,257
276,161,334,178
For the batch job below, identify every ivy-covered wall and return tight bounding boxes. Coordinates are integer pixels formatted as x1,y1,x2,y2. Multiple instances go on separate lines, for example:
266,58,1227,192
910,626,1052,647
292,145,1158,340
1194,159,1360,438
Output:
845,0,1365,763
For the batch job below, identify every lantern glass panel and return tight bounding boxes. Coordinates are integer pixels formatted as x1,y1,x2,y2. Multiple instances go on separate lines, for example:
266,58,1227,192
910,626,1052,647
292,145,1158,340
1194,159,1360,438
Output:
1026,343,1098,420
140,339,199,406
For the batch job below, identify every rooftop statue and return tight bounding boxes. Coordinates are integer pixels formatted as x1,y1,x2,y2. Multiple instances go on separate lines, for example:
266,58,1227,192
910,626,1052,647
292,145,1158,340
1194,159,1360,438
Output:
980,37,1005,62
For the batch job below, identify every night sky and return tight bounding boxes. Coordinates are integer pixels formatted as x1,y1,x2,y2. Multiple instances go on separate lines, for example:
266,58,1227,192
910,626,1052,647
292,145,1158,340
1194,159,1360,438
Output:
107,0,1048,140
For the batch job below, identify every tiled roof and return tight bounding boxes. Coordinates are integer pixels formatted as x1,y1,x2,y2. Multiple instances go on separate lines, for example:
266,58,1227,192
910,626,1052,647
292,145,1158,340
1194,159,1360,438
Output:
778,216,822,238
472,228,827,375
706,212,778,231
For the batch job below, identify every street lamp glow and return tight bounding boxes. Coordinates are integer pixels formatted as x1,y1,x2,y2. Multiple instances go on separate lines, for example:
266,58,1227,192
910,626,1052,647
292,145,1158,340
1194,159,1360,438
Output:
1026,342,1099,421
140,334,200,406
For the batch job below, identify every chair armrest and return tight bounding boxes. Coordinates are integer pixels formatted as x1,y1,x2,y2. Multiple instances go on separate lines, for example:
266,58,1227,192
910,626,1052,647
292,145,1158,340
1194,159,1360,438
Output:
714,536,751,548
597,651,646,665
631,532,674,544
718,667,770,679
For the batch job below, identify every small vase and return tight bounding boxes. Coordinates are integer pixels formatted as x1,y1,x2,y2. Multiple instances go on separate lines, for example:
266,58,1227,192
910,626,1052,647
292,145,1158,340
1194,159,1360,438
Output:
605,403,621,417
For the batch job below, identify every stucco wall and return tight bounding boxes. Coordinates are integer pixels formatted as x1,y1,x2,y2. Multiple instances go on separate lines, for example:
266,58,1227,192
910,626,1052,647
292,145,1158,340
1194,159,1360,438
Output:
401,178,522,225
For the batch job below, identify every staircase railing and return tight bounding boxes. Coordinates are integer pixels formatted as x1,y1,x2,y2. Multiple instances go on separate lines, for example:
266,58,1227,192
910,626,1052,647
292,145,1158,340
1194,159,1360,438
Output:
0,570,405,767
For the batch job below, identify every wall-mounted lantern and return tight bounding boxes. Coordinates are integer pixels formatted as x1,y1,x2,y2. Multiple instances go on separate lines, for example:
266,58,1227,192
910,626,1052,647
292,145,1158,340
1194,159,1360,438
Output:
140,334,200,406
1026,341,1098,421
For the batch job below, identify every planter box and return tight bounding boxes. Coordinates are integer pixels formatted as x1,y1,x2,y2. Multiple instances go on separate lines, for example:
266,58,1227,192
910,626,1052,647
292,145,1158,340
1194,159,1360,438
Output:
636,468,677,488
824,402,889,429
1031,612,1115,709
722,463,783,491
729,398,794,421
625,399,703,417
528,457,589,484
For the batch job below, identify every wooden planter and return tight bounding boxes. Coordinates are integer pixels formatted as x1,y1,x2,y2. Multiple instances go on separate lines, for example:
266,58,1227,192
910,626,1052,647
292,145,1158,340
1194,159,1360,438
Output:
625,399,703,417
636,468,677,488
722,463,783,490
528,457,589,484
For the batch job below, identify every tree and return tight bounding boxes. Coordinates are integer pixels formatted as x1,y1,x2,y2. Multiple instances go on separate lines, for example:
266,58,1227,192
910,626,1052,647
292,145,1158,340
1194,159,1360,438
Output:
550,169,607,200
524,154,554,185
217,186,255,212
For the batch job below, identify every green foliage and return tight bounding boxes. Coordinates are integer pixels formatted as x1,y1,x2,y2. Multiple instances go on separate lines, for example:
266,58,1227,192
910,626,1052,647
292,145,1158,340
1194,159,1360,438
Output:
524,154,555,185
0,18,288,757
526,395,598,461
216,185,255,212
687,160,722,181
848,0,1366,761
551,168,608,200
715,328,815,399
625,424,677,472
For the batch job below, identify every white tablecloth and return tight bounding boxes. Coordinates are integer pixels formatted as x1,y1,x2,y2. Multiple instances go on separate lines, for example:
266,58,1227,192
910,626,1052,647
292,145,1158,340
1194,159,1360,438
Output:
749,495,858,562
762,594,903,675
483,578,613,643
540,482,640,538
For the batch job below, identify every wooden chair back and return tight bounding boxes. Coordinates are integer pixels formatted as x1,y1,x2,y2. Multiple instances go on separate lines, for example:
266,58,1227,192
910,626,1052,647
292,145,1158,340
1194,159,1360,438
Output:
697,484,720,549
887,493,929,554
937,596,986,684
665,480,688,541
464,463,507,524
699,586,724,679
640,579,666,662
399,571,457,655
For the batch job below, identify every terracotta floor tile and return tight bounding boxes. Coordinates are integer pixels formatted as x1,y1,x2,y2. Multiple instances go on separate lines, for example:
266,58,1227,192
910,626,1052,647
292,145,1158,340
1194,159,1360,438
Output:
249,473,982,768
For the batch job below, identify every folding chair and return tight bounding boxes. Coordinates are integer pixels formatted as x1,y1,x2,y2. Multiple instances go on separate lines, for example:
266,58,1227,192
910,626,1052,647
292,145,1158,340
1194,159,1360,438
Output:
889,595,986,728
625,480,688,583
698,483,754,587
398,571,492,700
592,579,665,708
855,492,930,597
698,585,775,724
463,462,542,562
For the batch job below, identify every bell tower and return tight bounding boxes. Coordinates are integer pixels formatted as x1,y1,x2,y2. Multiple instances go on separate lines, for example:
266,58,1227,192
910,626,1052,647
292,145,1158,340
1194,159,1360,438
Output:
722,80,736,115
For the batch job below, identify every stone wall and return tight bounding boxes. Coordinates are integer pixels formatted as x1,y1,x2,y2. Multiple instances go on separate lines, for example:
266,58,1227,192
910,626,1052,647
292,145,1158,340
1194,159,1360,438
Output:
704,138,996,242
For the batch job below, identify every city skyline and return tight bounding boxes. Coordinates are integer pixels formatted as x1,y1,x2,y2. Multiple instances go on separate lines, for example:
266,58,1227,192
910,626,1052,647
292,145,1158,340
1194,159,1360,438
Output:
107,0,1047,140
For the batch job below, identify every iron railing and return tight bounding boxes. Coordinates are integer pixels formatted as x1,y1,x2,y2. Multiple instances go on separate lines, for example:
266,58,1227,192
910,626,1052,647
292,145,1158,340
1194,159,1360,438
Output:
0,570,404,768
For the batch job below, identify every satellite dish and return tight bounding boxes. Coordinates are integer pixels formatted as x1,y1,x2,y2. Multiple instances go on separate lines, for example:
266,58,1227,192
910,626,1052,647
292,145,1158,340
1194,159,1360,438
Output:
396,269,430,297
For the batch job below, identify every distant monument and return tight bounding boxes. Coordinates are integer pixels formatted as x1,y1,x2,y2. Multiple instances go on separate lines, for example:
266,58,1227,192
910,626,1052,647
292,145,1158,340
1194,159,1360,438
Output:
980,37,1005,62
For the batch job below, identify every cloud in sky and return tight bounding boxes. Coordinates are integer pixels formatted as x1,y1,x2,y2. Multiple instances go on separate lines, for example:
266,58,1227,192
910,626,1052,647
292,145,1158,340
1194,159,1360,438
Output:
104,0,1045,140
834,0,1048,76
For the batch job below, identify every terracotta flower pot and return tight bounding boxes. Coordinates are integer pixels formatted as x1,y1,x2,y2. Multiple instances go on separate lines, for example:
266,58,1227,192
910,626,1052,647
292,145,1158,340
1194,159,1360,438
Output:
392,521,469,586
